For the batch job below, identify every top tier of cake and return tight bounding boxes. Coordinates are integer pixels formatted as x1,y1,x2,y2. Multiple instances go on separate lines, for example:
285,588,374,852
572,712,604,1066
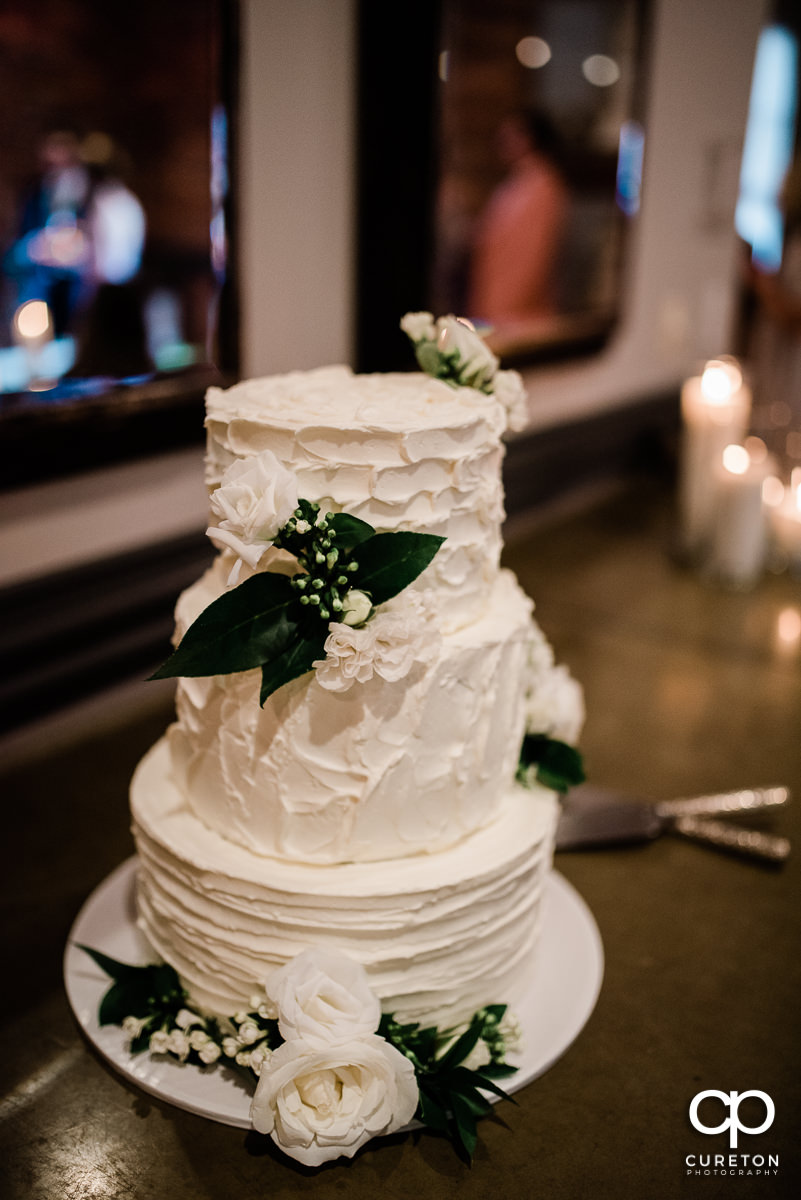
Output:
205,366,509,631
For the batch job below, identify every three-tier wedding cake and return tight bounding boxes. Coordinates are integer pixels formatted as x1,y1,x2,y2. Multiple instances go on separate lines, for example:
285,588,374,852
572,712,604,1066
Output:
122,314,584,1163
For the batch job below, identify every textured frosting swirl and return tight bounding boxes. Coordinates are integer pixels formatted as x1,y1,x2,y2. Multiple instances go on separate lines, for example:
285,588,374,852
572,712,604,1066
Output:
132,736,557,1027
168,563,537,864
205,367,510,631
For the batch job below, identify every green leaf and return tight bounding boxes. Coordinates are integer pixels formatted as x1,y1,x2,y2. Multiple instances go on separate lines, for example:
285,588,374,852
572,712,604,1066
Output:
417,1086,451,1134
259,631,326,704
480,1062,518,1079
350,531,445,606
327,512,375,549
450,1093,478,1160
435,1022,482,1071
451,1066,514,1105
519,734,585,793
149,572,298,680
77,944,151,983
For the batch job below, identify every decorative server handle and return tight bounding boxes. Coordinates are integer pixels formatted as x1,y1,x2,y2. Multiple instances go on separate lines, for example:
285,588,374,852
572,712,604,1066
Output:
671,815,791,863
656,786,790,820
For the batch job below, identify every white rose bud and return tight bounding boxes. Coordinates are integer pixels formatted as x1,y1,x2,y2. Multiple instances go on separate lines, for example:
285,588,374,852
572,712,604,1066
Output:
239,1021,262,1046
249,1044,272,1076
266,947,381,1047
175,1008,200,1030
341,589,372,627
436,315,498,388
166,1029,190,1061
149,1029,170,1054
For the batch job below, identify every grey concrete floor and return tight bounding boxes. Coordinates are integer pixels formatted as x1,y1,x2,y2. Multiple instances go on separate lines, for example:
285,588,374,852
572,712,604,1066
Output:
1,483,799,1199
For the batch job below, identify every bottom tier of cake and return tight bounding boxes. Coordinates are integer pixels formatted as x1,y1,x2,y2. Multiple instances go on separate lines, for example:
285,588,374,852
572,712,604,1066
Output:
130,737,558,1028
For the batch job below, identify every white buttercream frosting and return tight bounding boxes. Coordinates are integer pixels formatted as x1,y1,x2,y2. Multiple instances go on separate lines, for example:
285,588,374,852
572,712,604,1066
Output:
131,737,557,1027
130,357,576,1031
169,564,536,863
205,367,508,631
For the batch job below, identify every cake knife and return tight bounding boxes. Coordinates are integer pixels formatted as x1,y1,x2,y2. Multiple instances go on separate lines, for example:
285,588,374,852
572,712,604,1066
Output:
555,785,790,862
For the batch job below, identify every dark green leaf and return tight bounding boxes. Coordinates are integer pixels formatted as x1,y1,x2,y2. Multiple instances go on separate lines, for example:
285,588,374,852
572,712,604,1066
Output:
77,944,152,983
480,1062,518,1079
451,1093,478,1160
520,734,585,793
435,1021,482,1071
457,1089,493,1119
417,1086,451,1133
350,531,445,606
259,631,326,704
451,1066,514,1105
149,572,297,680
327,512,375,549
98,981,142,1025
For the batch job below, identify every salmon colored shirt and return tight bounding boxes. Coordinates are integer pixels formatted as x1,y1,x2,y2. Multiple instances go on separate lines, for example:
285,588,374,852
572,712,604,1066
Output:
469,157,568,323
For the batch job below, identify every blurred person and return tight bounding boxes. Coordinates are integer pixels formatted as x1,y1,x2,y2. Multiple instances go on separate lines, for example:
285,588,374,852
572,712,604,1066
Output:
469,109,570,326
4,130,91,334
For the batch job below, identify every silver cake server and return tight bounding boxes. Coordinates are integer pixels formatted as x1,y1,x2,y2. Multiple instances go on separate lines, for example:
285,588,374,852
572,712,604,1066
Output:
555,785,790,862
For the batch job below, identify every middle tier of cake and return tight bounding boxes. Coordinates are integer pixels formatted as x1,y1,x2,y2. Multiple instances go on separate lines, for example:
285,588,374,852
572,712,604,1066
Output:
131,735,558,1028
167,566,538,865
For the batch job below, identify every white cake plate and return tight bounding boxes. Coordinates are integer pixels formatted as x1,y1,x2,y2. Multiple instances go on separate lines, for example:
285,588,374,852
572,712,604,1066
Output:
63,857,604,1130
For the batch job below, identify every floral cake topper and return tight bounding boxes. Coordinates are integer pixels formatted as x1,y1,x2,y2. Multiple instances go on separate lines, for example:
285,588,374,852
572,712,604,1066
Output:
151,448,444,702
400,312,529,431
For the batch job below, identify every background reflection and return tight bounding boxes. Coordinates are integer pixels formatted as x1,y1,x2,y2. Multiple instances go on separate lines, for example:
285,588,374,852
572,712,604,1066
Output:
0,0,225,395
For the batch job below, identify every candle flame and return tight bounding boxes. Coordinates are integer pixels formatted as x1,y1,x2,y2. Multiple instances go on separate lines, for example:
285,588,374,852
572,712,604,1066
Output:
722,443,750,475
700,357,743,403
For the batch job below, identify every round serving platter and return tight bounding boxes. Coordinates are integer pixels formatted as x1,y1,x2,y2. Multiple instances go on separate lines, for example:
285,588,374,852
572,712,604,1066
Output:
64,857,603,1130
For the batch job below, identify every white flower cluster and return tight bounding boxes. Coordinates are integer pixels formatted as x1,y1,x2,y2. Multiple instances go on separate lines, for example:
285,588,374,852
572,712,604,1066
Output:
524,625,585,746
207,448,299,582
400,311,529,431
313,592,440,693
250,948,418,1168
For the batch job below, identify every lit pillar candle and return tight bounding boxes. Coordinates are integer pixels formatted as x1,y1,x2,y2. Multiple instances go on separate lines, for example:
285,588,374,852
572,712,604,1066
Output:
678,358,752,556
770,475,801,573
709,441,770,588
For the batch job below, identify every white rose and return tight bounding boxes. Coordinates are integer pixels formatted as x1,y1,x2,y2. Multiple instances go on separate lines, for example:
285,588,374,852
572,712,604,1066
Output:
266,947,381,1046
436,315,498,388
526,663,585,746
250,1035,418,1168
341,588,373,627
400,310,436,342
207,449,299,572
493,369,529,432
